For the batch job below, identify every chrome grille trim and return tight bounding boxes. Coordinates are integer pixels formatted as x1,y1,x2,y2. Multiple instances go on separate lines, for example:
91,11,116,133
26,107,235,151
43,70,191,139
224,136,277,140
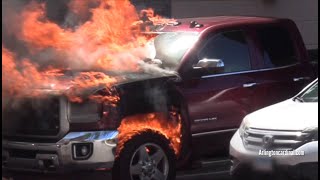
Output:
245,128,308,136
243,128,311,151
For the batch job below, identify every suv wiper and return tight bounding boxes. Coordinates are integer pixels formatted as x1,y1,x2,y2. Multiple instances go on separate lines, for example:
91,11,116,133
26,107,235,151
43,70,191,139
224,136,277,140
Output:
293,96,304,102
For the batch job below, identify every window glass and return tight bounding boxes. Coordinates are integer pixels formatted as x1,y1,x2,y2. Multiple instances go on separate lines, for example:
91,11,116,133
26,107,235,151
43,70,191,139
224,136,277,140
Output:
257,27,298,68
300,82,318,102
198,30,251,74
153,32,199,70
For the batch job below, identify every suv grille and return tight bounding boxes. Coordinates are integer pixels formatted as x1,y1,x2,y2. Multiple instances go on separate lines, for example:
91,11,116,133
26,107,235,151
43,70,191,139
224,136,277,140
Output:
3,97,60,136
243,128,311,151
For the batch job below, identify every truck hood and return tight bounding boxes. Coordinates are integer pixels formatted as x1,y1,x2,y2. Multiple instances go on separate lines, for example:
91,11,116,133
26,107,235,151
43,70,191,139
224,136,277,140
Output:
32,71,178,97
245,99,318,131
113,72,178,85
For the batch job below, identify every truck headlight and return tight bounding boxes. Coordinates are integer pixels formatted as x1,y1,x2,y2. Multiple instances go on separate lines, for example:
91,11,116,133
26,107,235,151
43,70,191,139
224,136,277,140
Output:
69,100,101,123
312,131,318,141
303,127,318,142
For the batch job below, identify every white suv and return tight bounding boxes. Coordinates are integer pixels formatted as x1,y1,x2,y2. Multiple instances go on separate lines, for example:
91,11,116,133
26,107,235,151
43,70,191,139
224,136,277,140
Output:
229,78,318,180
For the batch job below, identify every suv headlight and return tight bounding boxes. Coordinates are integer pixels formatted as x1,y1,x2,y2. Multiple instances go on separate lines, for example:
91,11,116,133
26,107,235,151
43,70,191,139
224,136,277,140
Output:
239,117,249,139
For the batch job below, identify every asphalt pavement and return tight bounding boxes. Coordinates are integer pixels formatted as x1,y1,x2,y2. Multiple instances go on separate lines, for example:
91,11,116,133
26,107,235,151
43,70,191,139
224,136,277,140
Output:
2,159,232,180
3,171,231,180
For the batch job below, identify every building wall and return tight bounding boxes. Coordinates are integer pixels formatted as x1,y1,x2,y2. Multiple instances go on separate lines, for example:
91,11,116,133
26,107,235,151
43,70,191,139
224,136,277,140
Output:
171,0,318,50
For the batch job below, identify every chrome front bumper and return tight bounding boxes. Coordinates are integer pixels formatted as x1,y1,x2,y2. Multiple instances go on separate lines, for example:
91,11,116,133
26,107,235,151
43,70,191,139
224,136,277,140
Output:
2,130,118,173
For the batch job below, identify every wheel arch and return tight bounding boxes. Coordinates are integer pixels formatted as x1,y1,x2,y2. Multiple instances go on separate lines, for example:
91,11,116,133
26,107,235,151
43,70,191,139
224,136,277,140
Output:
116,80,192,168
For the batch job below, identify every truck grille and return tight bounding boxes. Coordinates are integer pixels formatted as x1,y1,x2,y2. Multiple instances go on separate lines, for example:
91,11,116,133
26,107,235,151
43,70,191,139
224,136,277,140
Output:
243,128,311,151
3,97,60,136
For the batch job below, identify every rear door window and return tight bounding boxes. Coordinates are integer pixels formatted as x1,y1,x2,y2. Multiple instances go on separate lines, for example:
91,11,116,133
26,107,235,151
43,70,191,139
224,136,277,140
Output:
256,27,298,68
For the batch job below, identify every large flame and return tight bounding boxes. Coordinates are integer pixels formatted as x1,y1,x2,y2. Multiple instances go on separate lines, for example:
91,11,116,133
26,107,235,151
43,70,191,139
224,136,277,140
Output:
18,0,152,71
2,0,164,100
3,0,182,156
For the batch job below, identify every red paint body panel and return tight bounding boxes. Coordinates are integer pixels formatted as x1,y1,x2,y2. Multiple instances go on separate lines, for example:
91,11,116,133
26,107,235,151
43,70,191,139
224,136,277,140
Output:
162,16,316,156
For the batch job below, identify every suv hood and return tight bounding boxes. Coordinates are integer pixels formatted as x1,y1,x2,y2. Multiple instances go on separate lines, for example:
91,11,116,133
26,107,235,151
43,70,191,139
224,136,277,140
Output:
245,99,318,131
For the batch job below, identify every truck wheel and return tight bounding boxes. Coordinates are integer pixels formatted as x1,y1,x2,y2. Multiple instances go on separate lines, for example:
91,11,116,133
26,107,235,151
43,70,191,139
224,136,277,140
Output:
112,130,176,180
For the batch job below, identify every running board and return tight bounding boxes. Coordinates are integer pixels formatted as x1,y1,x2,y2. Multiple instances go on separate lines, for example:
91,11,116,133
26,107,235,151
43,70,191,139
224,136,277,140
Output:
201,158,231,167
191,157,231,169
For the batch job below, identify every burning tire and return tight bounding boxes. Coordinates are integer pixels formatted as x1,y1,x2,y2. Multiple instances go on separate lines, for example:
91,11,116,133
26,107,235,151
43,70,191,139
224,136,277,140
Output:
112,130,176,180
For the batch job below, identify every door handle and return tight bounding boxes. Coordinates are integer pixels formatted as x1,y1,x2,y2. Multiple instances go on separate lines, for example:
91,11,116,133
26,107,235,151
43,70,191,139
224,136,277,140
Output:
243,83,257,88
293,77,310,82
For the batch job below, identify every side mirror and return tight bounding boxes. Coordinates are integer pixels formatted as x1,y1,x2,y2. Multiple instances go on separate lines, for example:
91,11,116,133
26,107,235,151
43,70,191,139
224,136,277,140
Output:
192,58,225,76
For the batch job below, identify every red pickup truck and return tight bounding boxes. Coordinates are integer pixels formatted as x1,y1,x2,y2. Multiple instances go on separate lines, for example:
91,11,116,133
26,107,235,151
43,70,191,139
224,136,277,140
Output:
3,16,317,180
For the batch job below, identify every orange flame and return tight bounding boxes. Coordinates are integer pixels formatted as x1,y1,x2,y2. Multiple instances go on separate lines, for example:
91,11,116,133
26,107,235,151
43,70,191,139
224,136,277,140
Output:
20,3,73,50
2,46,60,98
117,111,182,156
3,0,171,101
18,0,150,71
66,71,119,103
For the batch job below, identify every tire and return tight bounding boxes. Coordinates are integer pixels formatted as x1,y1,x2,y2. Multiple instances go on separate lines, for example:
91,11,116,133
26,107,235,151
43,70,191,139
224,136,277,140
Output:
112,130,176,180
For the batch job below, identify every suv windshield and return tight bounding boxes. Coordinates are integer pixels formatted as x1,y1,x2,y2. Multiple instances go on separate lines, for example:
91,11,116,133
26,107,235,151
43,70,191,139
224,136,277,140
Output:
149,32,199,70
295,81,318,102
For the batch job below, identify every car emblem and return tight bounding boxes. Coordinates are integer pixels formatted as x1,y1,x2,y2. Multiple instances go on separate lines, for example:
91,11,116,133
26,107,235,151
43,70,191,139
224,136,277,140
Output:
262,135,274,149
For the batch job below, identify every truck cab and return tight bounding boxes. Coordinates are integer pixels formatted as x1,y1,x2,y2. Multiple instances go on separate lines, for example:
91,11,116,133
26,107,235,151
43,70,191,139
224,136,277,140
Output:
2,16,316,180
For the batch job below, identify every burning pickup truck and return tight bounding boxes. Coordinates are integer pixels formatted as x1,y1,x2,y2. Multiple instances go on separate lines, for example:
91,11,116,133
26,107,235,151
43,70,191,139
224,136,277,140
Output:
2,1,317,180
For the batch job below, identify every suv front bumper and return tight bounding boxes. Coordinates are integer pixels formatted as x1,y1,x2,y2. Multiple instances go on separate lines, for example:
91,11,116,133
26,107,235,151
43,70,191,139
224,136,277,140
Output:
229,130,318,179
2,131,118,173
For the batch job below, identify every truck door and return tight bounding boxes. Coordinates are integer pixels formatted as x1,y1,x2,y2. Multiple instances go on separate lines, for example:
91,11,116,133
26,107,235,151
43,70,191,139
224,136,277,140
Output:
178,29,257,155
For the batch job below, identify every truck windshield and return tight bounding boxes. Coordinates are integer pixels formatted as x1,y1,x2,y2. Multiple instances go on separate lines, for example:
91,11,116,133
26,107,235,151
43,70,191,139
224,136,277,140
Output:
150,32,199,70
295,81,318,102
47,32,199,77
